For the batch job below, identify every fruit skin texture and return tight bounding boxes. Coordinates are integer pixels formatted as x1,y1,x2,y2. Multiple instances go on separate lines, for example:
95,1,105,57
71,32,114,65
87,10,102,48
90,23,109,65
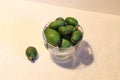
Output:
71,30,83,44
58,26,69,37
56,17,64,21
48,20,66,30
61,38,72,48
65,17,78,26
44,28,61,46
25,46,38,62
66,25,75,34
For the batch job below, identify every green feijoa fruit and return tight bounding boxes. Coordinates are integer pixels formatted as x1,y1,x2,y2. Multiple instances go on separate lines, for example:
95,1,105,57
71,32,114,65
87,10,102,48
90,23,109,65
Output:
58,26,67,36
66,25,75,33
48,20,66,29
56,17,64,21
71,30,83,44
25,46,38,62
44,28,61,46
65,17,78,26
61,38,72,48
58,26,70,38
48,21,57,29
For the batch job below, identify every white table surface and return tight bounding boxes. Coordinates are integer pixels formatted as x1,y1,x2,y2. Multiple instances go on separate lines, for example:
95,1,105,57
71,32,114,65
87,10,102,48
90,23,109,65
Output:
0,0,120,80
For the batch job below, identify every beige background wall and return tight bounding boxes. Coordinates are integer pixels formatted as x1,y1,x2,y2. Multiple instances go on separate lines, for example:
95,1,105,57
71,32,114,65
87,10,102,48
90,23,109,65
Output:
31,0,120,15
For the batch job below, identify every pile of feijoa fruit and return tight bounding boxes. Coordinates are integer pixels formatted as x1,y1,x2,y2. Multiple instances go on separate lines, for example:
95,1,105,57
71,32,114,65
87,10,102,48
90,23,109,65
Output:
44,17,83,48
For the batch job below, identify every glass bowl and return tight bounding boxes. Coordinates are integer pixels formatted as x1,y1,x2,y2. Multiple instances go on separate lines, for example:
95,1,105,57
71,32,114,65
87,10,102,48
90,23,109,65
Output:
42,21,84,63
